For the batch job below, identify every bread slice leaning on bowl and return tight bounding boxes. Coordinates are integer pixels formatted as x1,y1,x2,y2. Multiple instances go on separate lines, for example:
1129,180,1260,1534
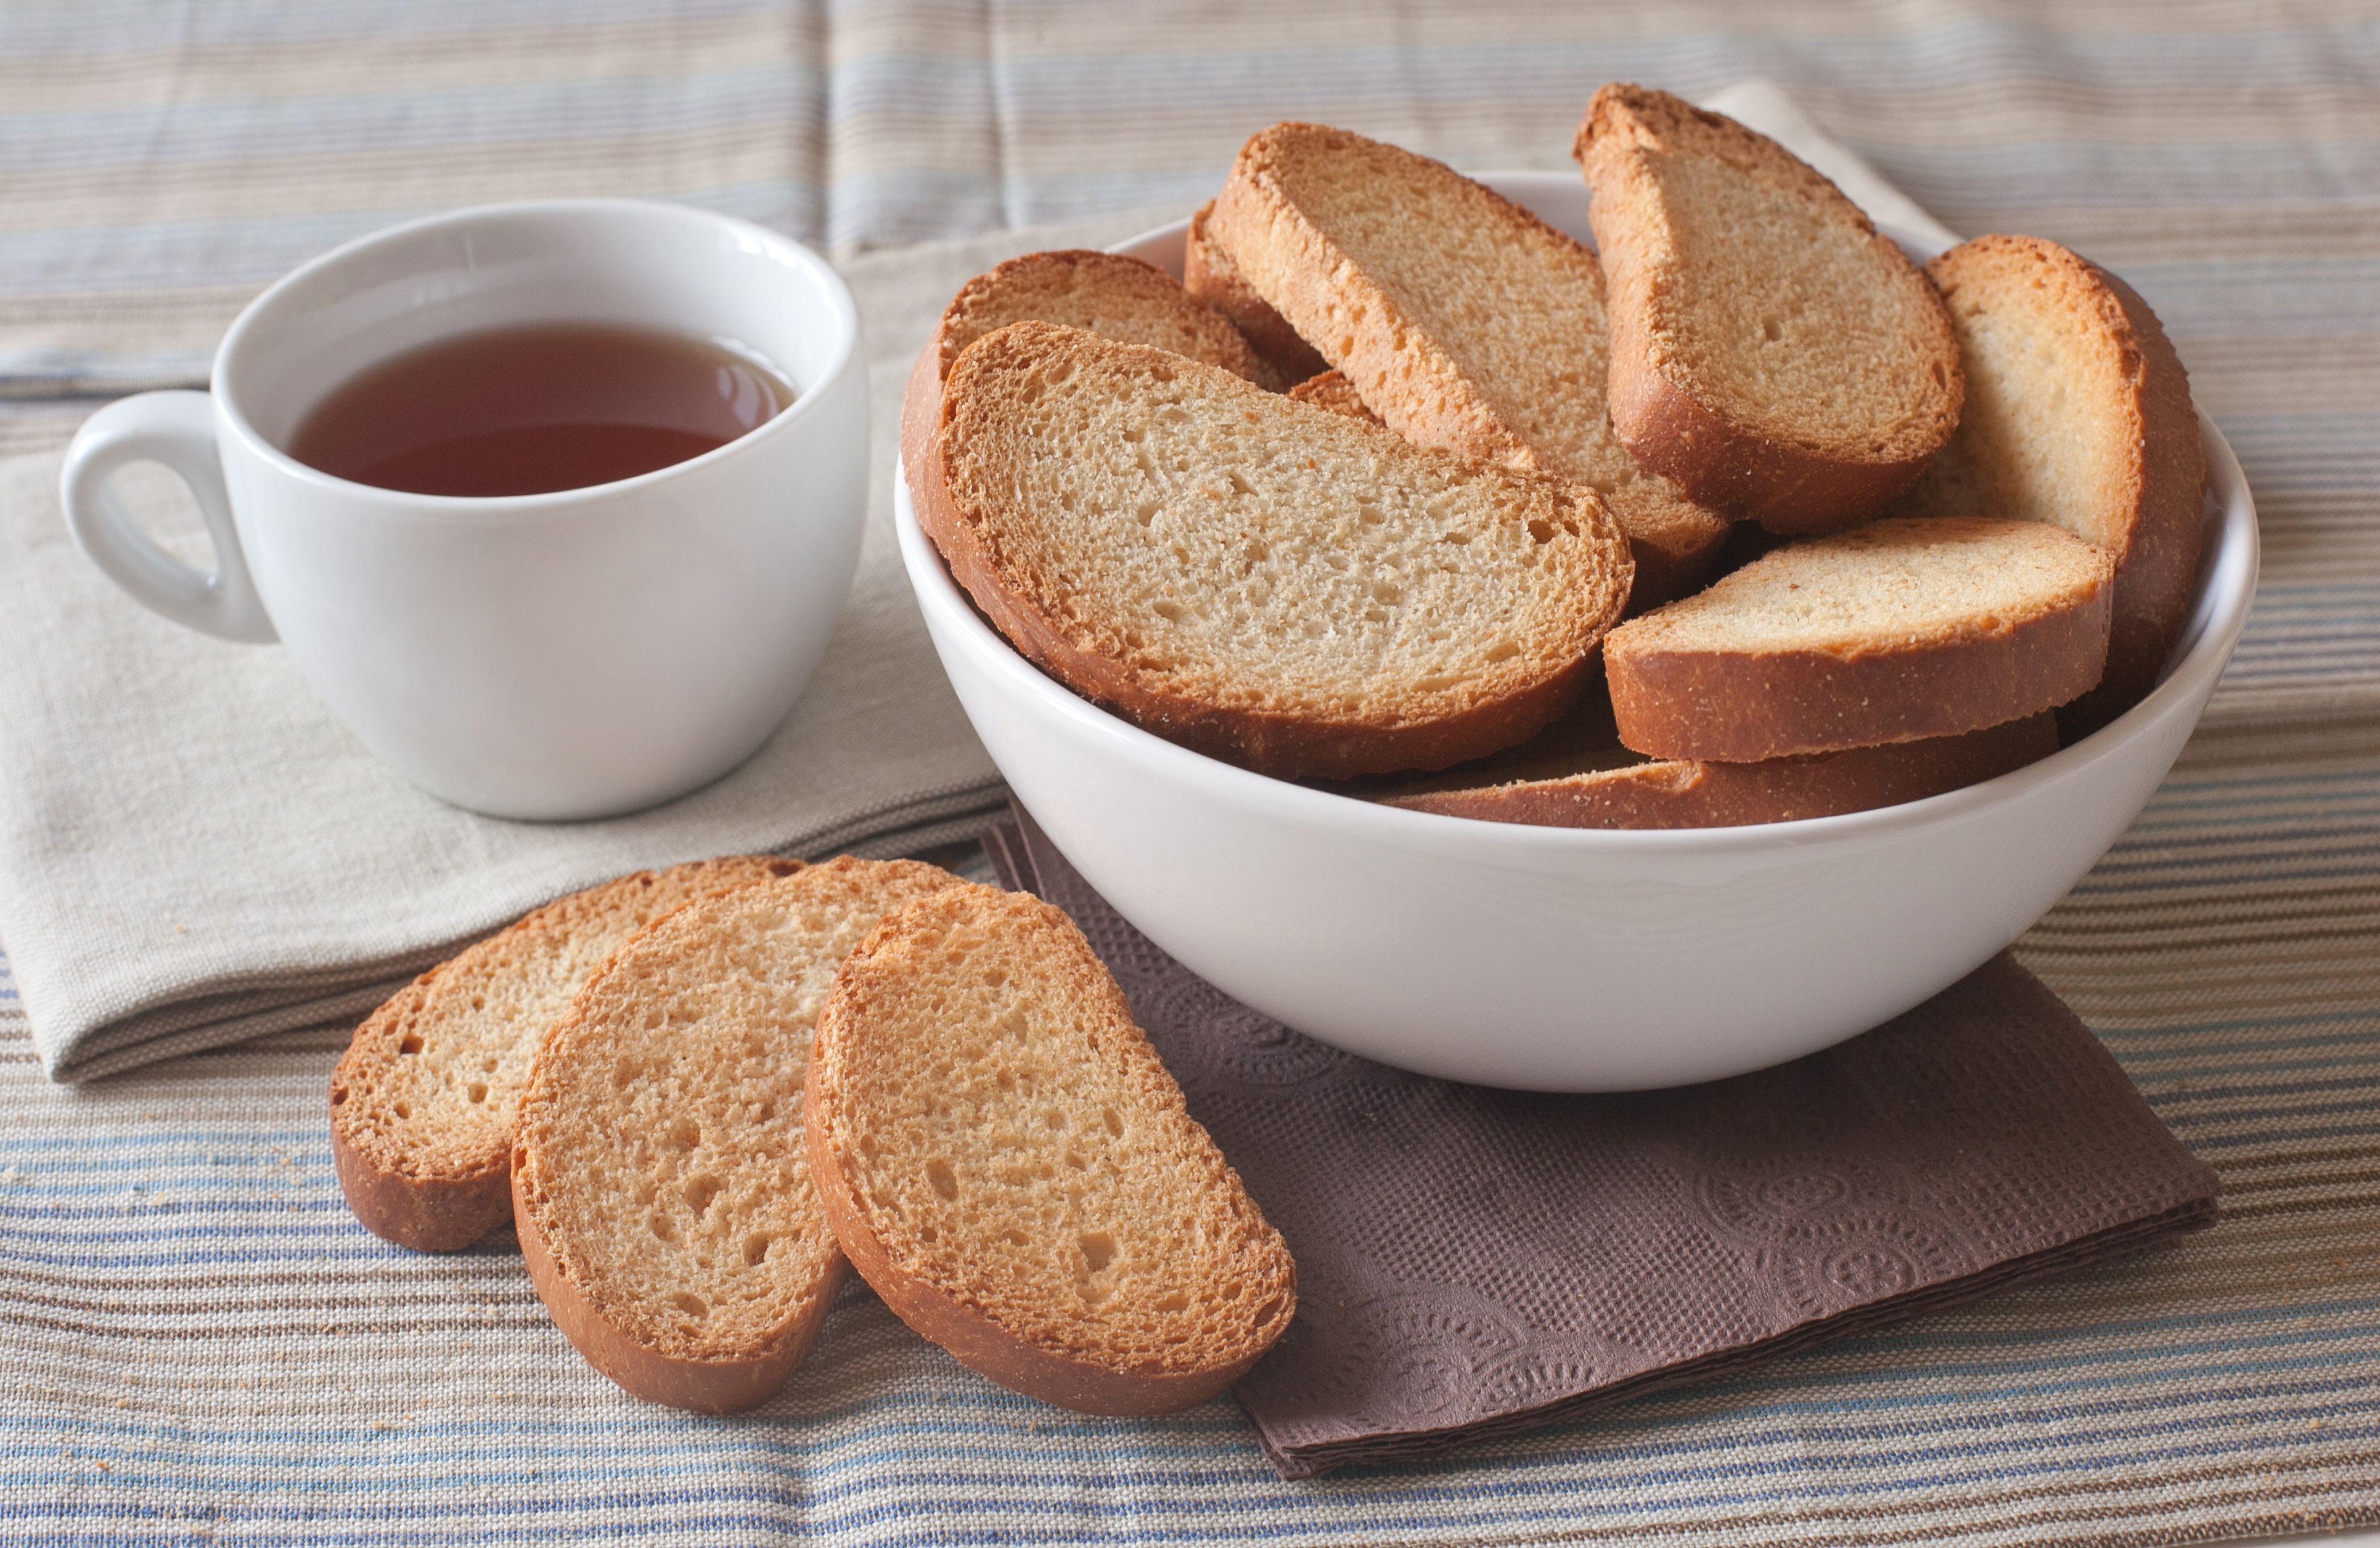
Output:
915,320,1634,780
806,882,1296,1416
1893,234,2207,736
1574,83,1963,535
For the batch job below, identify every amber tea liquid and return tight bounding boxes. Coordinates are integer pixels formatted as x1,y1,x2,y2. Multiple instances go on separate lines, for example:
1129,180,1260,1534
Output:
288,322,794,497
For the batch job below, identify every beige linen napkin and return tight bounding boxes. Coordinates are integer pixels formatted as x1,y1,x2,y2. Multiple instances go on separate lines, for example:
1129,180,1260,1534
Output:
0,210,1174,1082
0,84,1941,1083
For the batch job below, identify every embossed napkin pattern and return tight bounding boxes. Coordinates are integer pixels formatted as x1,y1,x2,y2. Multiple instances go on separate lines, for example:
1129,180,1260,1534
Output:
985,811,2220,1480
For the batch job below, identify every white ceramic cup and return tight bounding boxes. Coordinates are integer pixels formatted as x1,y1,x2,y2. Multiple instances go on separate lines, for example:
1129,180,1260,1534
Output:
60,199,868,821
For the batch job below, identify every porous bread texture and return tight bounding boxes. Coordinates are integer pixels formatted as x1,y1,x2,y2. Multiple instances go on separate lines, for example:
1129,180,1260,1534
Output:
1894,235,2207,736
1384,713,2056,829
1286,369,1381,423
900,249,1279,494
1184,199,1329,383
1576,83,1964,534
806,882,1296,1416
921,320,1634,780
510,857,963,1414
330,855,801,1253
1605,516,2115,761
1205,121,1733,606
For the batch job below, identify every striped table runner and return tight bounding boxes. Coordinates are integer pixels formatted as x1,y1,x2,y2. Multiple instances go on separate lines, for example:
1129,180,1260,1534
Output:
3,2,2376,1542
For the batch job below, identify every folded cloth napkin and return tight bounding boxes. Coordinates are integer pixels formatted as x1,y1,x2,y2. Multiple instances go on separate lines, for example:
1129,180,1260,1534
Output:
0,210,1179,1083
986,810,2222,1480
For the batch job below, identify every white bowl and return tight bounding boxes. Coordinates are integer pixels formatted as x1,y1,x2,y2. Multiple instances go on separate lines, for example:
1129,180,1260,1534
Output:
898,172,2259,1090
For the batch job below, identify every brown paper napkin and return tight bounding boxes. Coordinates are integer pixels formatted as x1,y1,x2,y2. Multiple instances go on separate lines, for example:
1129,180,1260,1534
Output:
984,807,2220,1480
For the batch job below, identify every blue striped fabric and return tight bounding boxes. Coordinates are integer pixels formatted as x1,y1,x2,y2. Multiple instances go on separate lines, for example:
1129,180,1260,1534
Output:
3,1,2377,1541
2,722,2375,1544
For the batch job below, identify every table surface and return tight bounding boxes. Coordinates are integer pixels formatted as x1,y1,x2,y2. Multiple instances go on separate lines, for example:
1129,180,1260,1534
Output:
3,4,2377,1546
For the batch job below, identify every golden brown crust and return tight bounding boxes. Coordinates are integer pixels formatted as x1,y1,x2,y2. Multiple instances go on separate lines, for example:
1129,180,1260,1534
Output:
1209,126,1522,470
805,1091,1262,1416
1914,236,2206,737
902,249,1286,513
1385,713,2058,828
1576,83,1963,534
510,1163,840,1414
1608,600,2109,762
1286,369,1380,423
329,1028,512,1253
329,857,802,1253
918,322,1625,780
1184,200,1328,383
507,860,951,1412
898,332,946,519
1598,354,1944,537
806,890,1292,1416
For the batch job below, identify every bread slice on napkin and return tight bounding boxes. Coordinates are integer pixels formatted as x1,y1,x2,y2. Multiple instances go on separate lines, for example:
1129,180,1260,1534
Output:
1184,199,1328,384
901,248,1278,491
330,855,801,1253
1204,121,1733,606
510,857,963,1414
1384,713,2056,829
1605,516,2114,761
919,320,1634,780
806,882,1296,1416
1574,83,1963,534
1894,235,2207,735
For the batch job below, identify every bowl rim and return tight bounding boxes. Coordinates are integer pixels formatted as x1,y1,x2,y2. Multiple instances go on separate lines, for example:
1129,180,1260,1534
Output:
896,181,2260,858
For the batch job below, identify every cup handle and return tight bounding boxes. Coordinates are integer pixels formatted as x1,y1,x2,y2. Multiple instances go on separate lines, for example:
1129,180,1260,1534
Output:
59,390,277,643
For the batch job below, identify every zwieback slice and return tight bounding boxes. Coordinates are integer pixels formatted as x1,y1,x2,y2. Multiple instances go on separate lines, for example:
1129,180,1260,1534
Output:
901,248,1280,500
806,882,1296,1416
330,855,801,1253
1184,199,1328,384
1383,714,2057,829
1206,121,1733,605
1603,516,2116,762
511,857,963,1413
1894,234,2207,736
1574,83,1963,534
920,320,1634,780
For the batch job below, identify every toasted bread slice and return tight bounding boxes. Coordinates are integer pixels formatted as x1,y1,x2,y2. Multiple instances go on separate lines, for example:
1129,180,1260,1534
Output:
806,883,1296,1416
921,321,1633,780
1184,199,1329,383
1575,83,1963,534
1317,653,1629,799
330,855,801,1253
1286,369,1381,423
1384,713,2056,828
1206,121,1733,606
1605,517,2114,761
511,857,963,1413
1895,235,2207,735
900,249,1278,494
